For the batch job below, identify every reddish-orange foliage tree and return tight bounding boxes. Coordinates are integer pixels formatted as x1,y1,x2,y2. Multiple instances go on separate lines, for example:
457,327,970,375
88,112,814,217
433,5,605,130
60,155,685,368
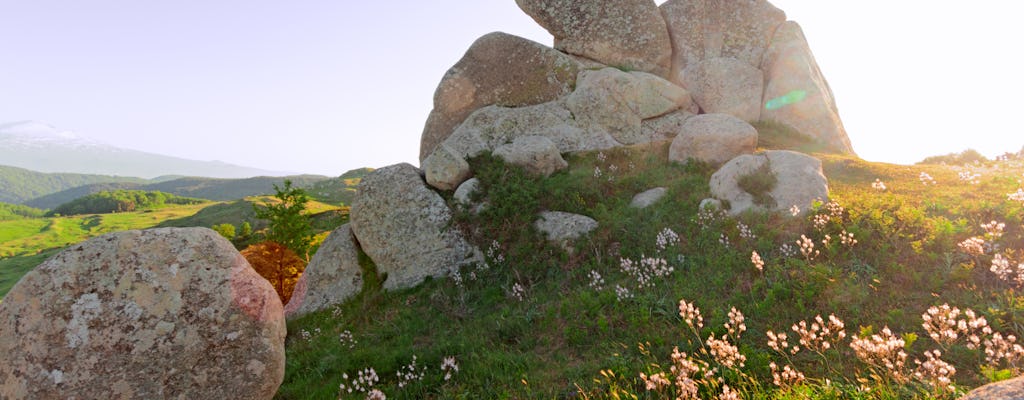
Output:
241,241,306,304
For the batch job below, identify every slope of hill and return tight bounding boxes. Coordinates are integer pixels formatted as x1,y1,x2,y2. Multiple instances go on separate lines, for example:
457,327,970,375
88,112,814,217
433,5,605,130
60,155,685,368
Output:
303,168,374,205
280,142,1024,399
0,121,289,179
0,165,148,204
22,174,331,210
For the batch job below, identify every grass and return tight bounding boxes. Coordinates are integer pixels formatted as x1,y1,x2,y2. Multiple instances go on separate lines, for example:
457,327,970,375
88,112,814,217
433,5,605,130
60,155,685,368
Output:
280,141,1024,399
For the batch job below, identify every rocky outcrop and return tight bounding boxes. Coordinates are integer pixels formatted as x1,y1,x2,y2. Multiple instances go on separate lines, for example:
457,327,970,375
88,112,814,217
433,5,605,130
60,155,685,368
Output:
285,225,363,320
709,150,828,216
669,113,758,166
493,136,568,177
630,187,668,209
683,57,763,121
660,0,786,82
961,376,1024,399
568,68,691,145
761,22,854,154
0,228,285,399
350,164,481,291
516,0,672,77
419,32,581,161
535,211,599,248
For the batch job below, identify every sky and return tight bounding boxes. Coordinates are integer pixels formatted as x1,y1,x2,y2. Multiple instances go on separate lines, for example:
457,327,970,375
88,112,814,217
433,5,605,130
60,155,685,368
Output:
1,1,1023,176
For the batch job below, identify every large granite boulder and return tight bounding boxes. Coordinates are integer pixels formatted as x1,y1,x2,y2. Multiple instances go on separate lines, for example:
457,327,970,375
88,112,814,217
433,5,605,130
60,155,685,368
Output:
516,0,672,77
350,164,481,291
962,376,1024,399
419,32,581,161
640,110,695,142
683,57,764,122
0,228,285,399
285,225,363,320
568,67,691,145
669,113,758,166
660,0,786,82
709,150,828,216
761,22,854,154
493,135,568,177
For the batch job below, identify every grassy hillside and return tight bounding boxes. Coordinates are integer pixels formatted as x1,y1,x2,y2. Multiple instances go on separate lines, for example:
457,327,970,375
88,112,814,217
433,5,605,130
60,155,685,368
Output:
304,168,374,205
0,164,147,204
280,142,1024,399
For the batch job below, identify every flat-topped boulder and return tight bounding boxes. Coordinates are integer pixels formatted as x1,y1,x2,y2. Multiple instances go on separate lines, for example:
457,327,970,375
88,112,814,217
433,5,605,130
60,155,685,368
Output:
669,113,758,166
0,228,285,399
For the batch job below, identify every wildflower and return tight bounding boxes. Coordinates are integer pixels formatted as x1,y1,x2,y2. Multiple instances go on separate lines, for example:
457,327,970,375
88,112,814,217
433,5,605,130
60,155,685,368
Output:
718,233,731,248
770,362,805,387
596,152,607,162
813,214,830,231
921,304,990,348
958,171,981,184
957,237,986,256
913,350,957,392
850,327,907,380
840,230,857,247
486,240,505,264
706,334,746,368
871,179,887,191
678,299,704,329
339,367,380,395
331,305,344,318
737,222,755,240
441,356,459,381
608,164,619,173
615,285,632,301
619,256,673,289
669,347,701,398
655,227,680,252
366,389,386,400
1009,188,1024,204
797,235,819,260
790,314,846,353
983,332,1024,367
697,206,722,229
919,172,936,185
789,205,801,216
587,270,605,290
751,251,764,272
981,220,1006,240
990,254,1024,286
779,243,797,258
510,282,526,301
396,355,425,388
825,200,845,219
593,166,602,178
639,372,671,391
767,330,791,353
719,384,739,400
339,330,357,349
725,307,746,339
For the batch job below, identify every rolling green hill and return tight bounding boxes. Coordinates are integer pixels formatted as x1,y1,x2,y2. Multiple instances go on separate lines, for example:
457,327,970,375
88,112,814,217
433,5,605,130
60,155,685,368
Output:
0,165,147,204
303,168,373,205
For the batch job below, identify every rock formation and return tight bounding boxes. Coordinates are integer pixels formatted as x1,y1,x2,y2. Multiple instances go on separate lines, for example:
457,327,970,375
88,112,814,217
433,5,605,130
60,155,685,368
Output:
669,113,758,166
0,228,285,399
284,225,363,320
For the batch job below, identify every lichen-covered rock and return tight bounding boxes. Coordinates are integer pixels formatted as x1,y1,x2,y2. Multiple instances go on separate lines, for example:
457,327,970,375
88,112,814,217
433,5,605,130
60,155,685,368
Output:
630,187,668,209
709,150,828,216
493,136,568,177
660,0,786,82
669,113,758,166
535,211,599,248
683,57,764,122
640,110,694,142
285,225,362,320
961,376,1024,399
516,0,672,77
0,227,285,399
419,32,581,161
350,164,481,291
568,68,690,145
423,144,471,191
761,21,854,154
453,178,481,207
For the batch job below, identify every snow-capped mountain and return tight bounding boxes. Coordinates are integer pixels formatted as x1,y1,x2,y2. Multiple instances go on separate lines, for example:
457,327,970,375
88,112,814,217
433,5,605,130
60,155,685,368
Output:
0,121,288,179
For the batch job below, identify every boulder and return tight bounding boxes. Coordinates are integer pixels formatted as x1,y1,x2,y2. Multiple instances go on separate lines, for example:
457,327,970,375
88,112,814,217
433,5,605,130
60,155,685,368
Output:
709,150,828,216
699,198,723,211
516,0,672,77
284,225,363,320
535,211,599,248
683,57,764,122
567,68,690,145
660,0,786,82
493,136,568,177
640,110,694,142
761,22,854,154
962,376,1024,399
350,164,481,291
669,113,758,166
0,228,285,399
419,32,581,161
453,178,482,207
630,187,668,209
423,144,471,191
632,71,694,119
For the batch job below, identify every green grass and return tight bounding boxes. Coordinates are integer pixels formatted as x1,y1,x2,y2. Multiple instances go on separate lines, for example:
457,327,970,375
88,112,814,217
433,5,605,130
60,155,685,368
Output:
280,142,1024,399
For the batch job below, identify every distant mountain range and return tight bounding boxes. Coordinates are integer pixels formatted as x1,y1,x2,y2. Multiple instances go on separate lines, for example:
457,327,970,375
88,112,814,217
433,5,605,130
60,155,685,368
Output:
0,121,289,179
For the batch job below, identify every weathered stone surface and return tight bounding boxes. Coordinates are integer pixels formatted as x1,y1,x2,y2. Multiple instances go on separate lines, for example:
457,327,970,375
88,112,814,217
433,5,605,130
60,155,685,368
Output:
567,68,690,145
684,57,764,122
535,211,599,247
285,225,362,320
630,187,668,209
0,227,285,399
423,144,471,191
962,376,1024,399
669,113,758,166
761,21,854,154
516,0,672,77
453,178,481,206
660,0,786,82
641,110,694,142
419,32,581,161
709,150,828,216
493,136,568,177
699,198,723,211
350,164,481,291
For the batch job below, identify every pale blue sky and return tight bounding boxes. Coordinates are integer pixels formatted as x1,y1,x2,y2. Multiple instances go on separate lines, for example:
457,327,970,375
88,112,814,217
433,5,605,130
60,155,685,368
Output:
2,1,1022,176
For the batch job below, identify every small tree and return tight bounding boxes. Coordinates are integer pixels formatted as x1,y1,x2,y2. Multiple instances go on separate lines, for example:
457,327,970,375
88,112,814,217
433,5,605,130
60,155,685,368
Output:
239,221,253,238
212,223,236,240
254,180,313,259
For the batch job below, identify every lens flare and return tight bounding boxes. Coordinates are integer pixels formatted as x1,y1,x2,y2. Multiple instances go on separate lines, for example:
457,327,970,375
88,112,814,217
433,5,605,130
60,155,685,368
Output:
765,90,807,110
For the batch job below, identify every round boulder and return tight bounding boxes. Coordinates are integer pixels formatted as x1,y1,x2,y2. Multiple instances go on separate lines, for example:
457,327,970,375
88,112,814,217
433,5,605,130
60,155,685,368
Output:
709,150,828,216
669,113,757,166
0,228,285,399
